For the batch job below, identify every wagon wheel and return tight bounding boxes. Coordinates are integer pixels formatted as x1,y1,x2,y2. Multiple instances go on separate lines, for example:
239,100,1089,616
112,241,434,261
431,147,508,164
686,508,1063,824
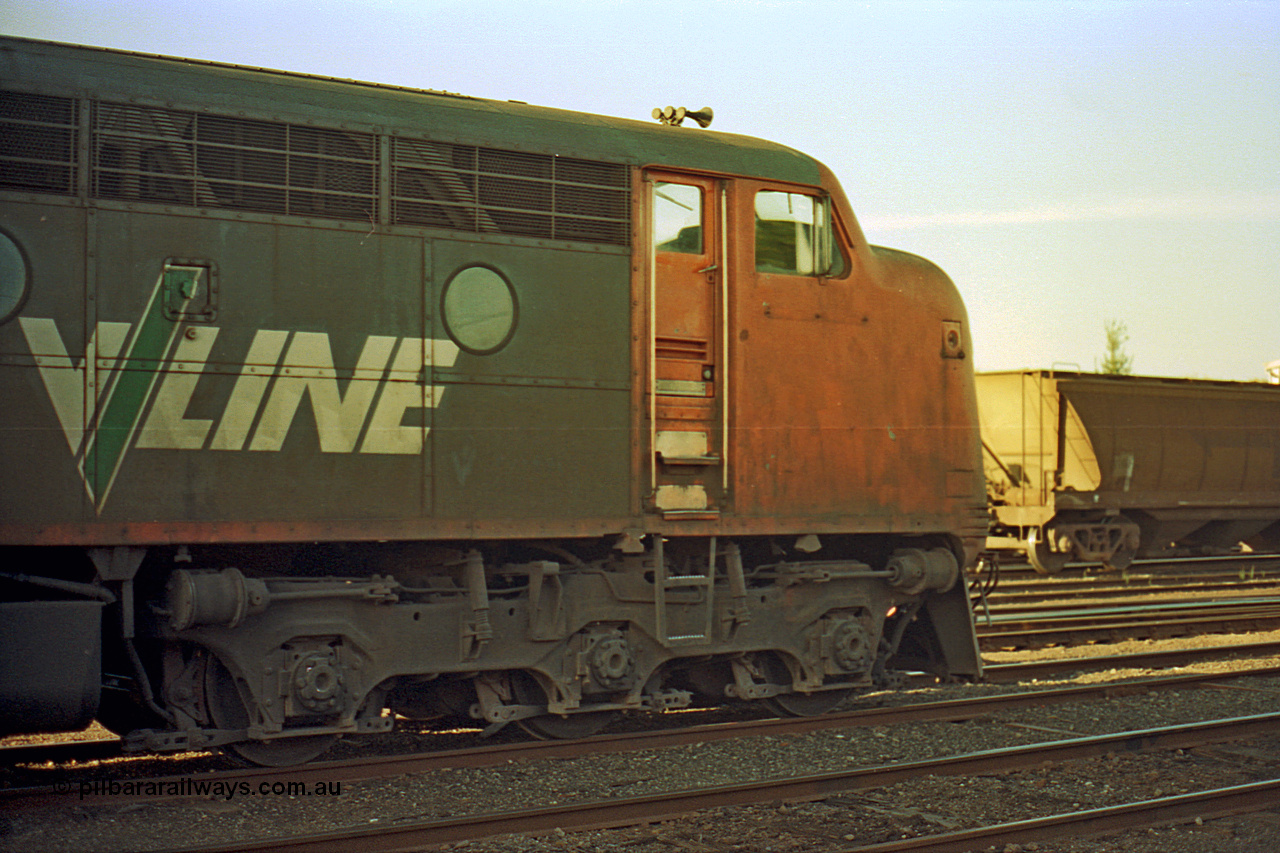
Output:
761,655,855,717
511,671,617,740
1102,544,1136,572
1026,526,1070,575
203,655,338,766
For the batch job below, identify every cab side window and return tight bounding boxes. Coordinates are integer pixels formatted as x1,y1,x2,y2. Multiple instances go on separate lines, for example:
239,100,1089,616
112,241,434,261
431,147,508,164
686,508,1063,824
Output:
653,182,703,254
754,190,845,276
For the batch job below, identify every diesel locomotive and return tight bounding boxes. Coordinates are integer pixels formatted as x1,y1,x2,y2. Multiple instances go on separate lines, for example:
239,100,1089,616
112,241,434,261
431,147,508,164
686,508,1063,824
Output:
0,37,985,765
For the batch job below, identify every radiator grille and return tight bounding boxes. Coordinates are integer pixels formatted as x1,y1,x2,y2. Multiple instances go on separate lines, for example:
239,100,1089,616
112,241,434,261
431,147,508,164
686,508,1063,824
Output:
392,138,629,245
0,91,78,195
2,89,631,245
91,102,378,221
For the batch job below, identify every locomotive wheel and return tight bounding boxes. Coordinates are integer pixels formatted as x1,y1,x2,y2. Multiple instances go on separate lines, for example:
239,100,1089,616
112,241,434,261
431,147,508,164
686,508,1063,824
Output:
761,656,854,717
203,656,338,766
511,671,617,740
1026,526,1069,575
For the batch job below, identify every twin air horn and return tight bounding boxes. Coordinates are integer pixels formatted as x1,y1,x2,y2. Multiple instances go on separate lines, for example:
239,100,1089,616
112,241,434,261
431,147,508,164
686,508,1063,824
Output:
652,105,714,127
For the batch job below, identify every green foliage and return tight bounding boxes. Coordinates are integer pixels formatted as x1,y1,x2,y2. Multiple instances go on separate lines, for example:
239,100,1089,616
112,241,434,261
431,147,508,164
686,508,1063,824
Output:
1100,319,1134,375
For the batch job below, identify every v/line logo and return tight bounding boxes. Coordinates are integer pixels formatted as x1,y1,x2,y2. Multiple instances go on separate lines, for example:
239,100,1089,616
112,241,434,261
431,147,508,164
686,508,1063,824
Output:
19,268,459,511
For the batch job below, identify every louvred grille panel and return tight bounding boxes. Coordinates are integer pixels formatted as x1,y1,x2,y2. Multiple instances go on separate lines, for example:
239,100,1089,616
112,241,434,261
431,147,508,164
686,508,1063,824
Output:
2,89,631,246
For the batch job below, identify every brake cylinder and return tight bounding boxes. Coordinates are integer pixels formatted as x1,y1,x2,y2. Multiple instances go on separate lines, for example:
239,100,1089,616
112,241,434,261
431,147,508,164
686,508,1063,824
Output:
886,548,959,595
166,568,269,630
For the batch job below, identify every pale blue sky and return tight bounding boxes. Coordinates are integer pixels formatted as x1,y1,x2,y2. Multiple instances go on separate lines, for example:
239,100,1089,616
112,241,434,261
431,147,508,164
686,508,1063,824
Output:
5,0,1278,380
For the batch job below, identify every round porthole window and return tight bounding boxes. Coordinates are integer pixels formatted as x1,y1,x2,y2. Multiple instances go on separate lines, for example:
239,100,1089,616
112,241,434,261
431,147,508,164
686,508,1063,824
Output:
0,230,30,325
441,265,517,355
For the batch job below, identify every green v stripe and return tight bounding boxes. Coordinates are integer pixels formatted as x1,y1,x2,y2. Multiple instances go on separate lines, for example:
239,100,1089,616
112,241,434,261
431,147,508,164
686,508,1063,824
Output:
79,271,185,509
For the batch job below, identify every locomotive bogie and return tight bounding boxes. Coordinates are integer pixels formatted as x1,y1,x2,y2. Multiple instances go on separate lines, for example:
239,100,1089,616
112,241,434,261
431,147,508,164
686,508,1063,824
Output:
111,536,974,757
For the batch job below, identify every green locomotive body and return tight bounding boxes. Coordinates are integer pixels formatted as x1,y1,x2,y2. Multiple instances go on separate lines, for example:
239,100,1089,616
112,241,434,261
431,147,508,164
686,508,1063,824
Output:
1,37,984,763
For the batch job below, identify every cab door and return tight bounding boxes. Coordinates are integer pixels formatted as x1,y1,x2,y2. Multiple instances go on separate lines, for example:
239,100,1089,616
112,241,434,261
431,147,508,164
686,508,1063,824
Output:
647,171,725,517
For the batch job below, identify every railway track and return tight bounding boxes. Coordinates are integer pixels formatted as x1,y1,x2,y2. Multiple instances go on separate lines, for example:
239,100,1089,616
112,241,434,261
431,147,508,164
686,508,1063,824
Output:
986,554,1280,596
850,779,1280,852
6,639,1278,852
975,598,1280,649
5,555,1277,851
6,658,1279,813
170,711,1280,852
6,639,1279,776
986,576,1280,607
971,555,1280,649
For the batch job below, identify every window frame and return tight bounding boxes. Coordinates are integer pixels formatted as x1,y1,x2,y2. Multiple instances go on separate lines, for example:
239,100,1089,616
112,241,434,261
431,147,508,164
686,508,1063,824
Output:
751,188,847,279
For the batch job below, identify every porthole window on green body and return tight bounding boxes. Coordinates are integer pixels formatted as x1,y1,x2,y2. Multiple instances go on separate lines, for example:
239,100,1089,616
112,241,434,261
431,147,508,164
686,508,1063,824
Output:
441,265,517,355
0,230,30,325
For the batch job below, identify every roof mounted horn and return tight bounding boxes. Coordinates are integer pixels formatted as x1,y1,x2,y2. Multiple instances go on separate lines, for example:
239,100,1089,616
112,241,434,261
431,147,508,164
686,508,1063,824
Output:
652,106,714,128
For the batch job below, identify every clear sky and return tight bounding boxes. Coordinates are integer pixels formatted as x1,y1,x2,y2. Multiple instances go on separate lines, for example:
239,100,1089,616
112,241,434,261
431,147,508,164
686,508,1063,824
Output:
4,0,1278,381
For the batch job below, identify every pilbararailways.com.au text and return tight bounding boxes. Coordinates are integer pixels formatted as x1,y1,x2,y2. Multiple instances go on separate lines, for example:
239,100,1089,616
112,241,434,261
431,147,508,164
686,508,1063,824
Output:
67,777,343,801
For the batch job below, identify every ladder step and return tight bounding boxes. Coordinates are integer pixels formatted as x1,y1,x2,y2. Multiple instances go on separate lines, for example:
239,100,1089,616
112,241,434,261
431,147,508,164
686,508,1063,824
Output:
659,454,721,466
661,510,720,520
662,575,713,589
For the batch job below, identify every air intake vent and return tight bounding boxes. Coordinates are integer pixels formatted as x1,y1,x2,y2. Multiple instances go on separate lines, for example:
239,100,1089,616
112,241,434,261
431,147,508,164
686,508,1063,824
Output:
392,138,629,245
90,102,377,221
655,336,709,361
0,91,78,195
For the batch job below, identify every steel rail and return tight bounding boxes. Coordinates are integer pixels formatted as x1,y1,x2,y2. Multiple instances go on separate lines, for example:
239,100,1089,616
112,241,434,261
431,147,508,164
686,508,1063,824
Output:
993,567,1280,586
847,779,1280,852
985,579,1280,607
980,623,1280,652
977,605,1280,648
981,614,1280,642
979,597,1280,626
8,663,1279,811
995,559,1280,583
176,712,1280,852
993,565,1280,587
996,554,1280,578
980,639,1280,682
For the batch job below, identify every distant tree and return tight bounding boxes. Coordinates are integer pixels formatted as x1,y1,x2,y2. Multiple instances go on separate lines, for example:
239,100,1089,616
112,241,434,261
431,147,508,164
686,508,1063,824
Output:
1099,319,1134,375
